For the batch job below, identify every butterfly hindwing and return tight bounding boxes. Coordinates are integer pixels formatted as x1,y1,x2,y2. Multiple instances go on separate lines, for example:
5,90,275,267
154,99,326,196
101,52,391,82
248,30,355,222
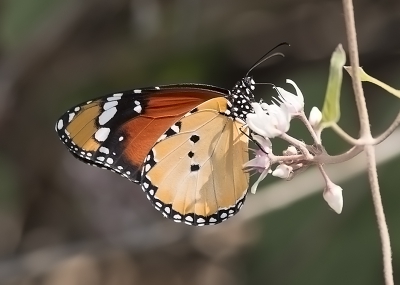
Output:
140,97,249,226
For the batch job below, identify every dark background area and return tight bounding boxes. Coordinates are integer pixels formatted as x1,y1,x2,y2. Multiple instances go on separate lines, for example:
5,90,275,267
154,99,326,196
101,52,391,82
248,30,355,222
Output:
0,0,399,284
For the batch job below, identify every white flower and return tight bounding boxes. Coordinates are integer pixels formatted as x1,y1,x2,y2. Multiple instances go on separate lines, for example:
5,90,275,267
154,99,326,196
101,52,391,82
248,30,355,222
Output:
246,102,291,138
323,183,343,214
284,145,298,156
274,79,304,116
242,135,272,194
309,106,322,128
272,164,292,179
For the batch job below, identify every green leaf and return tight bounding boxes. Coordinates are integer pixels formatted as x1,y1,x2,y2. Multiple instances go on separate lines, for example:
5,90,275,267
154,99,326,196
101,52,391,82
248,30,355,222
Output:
321,44,346,129
344,66,400,99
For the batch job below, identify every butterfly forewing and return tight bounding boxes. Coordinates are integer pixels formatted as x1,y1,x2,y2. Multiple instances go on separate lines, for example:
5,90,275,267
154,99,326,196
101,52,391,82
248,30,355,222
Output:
55,85,227,183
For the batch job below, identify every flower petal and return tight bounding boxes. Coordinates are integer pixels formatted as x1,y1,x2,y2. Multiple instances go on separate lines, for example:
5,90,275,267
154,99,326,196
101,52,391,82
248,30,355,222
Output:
250,169,269,194
243,156,269,171
252,134,272,152
274,79,304,115
286,79,304,102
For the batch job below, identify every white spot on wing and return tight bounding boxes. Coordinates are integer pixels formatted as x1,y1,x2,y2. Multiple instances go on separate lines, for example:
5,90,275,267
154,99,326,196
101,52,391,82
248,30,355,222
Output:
99,107,117,125
171,124,179,133
133,89,142,94
197,218,205,223
158,134,167,142
119,136,124,141
99,147,109,154
134,105,142,113
95,128,110,142
106,157,113,164
68,113,75,122
103,101,118,110
57,119,63,130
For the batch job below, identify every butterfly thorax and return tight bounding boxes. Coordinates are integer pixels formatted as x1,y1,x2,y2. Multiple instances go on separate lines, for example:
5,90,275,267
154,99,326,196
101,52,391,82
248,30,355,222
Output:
225,76,255,121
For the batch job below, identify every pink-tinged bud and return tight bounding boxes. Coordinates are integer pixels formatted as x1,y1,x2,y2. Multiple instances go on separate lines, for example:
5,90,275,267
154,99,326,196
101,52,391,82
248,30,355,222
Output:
323,183,343,214
242,135,273,194
285,145,298,155
272,164,292,179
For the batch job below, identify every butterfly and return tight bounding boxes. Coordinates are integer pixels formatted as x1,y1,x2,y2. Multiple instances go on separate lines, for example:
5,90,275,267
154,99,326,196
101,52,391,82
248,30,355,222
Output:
55,45,287,226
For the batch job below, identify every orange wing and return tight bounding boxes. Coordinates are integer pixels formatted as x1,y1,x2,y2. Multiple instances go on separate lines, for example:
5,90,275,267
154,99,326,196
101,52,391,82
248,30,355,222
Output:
55,85,228,183
141,97,249,225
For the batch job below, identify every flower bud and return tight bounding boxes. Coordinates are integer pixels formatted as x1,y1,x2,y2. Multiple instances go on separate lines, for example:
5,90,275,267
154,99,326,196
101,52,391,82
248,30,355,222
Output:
309,106,322,128
272,164,292,179
323,183,343,214
285,145,298,156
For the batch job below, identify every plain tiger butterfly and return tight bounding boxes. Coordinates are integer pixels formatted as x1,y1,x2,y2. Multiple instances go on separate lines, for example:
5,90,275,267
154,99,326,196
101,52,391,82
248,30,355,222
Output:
55,45,287,226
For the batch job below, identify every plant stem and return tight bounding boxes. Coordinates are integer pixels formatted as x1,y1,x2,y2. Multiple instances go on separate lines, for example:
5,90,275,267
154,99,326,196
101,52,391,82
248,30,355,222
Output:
331,123,359,145
374,111,400,145
342,1,393,284
279,133,312,160
297,111,321,144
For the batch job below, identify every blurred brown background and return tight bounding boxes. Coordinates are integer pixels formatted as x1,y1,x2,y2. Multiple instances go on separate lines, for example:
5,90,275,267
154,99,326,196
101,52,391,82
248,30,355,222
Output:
0,0,399,284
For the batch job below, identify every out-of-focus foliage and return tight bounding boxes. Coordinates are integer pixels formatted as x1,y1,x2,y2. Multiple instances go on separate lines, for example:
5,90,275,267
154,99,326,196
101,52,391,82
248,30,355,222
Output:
321,44,346,128
0,0,399,284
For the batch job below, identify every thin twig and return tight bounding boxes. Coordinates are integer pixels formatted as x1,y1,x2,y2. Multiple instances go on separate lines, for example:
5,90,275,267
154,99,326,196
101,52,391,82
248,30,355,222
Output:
374,111,400,145
342,1,394,284
297,111,322,144
316,145,363,164
330,123,360,145
279,133,313,159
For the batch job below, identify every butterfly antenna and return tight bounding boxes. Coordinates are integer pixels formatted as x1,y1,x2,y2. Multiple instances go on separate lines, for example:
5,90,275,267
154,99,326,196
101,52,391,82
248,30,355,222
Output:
245,42,290,77
255,82,277,88
239,126,268,154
